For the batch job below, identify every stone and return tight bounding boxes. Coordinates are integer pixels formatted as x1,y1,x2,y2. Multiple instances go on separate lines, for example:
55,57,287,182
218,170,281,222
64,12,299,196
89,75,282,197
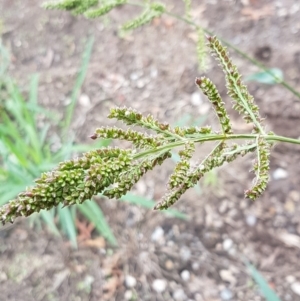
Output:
246,214,257,227
219,270,236,284
286,275,296,283
173,288,187,301
124,290,133,300
165,259,174,270
152,279,167,293
125,275,137,288
151,227,164,242
223,238,233,251
190,92,203,106
180,270,190,282
291,282,300,296
180,246,191,261
220,288,233,300
272,168,288,180
79,94,90,107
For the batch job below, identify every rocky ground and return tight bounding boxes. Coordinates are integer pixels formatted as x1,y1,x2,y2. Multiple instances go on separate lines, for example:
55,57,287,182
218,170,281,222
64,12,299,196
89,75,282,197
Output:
1,0,300,300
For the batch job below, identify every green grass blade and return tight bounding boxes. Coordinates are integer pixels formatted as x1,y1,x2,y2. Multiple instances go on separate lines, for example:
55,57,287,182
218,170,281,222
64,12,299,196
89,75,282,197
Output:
58,206,78,248
62,36,94,136
0,40,10,75
0,185,25,206
39,209,61,237
29,74,39,107
120,193,188,220
246,262,282,301
78,200,117,246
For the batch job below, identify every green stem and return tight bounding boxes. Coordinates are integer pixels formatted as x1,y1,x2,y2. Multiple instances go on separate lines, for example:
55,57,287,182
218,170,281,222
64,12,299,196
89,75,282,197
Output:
126,1,300,100
133,133,300,160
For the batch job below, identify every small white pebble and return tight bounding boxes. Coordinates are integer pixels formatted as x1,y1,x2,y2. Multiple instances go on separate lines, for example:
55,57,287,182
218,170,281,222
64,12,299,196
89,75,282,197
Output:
173,288,187,301
246,214,257,227
192,262,200,271
79,94,90,107
125,275,137,288
286,275,296,283
291,282,300,296
151,227,164,242
190,92,203,106
272,168,288,180
124,290,133,300
152,279,167,293
180,246,191,261
220,288,233,300
223,238,233,251
181,270,190,282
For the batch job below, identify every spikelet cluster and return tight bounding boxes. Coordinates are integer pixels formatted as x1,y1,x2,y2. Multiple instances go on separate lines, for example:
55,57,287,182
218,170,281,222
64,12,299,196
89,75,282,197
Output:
196,76,232,135
122,3,165,31
245,137,271,199
43,0,126,18
207,36,263,133
0,36,274,225
90,126,162,149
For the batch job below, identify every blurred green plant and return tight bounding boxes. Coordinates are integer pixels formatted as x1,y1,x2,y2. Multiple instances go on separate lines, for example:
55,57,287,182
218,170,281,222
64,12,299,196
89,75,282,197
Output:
246,261,282,301
246,68,284,85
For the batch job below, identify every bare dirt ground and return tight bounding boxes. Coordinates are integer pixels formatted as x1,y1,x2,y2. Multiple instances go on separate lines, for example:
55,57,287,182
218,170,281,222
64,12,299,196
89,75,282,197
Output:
1,0,300,300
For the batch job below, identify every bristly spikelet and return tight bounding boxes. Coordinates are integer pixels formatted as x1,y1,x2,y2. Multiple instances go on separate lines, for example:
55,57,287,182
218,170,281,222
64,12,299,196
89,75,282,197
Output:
43,0,126,17
167,142,195,189
245,137,271,200
85,0,126,18
122,2,165,31
207,36,264,134
108,107,178,139
90,126,162,148
43,0,82,10
72,0,98,14
174,125,212,137
155,142,225,210
104,151,171,199
196,76,232,134
196,28,208,71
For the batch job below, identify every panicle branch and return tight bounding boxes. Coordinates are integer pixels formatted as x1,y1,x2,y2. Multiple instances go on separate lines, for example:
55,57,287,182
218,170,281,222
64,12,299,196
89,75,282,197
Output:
196,76,232,135
0,35,284,226
207,36,264,134
245,137,271,199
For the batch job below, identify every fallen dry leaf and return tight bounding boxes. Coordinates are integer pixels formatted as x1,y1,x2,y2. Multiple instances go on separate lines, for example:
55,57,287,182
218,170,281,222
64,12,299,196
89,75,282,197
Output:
76,219,95,241
81,237,106,249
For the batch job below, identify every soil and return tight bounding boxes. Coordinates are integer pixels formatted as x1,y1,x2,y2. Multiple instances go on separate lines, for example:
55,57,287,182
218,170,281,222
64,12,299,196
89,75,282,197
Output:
1,0,300,300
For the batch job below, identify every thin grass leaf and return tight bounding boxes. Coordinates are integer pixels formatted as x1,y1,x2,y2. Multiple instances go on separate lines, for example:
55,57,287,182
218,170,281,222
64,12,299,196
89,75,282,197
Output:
246,262,281,301
0,40,10,75
0,185,26,206
39,123,51,148
245,68,283,85
78,200,117,246
0,135,28,167
120,193,188,220
39,209,61,237
58,206,78,248
26,102,59,121
63,36,94,136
